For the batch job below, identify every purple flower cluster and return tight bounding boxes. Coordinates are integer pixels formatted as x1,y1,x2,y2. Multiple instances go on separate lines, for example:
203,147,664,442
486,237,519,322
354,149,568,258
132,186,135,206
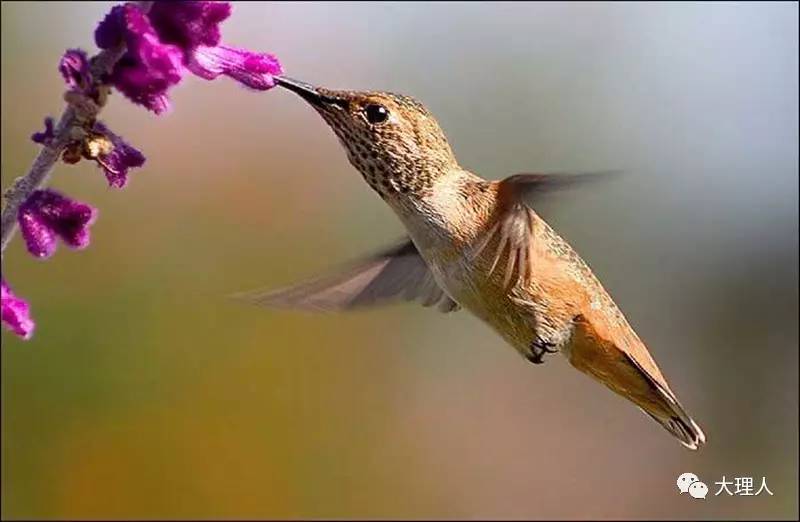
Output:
96,1,283,114
3,1,283,340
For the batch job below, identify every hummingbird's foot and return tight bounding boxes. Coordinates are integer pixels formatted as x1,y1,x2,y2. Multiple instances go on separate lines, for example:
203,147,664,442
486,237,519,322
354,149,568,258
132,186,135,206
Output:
526,338,558,365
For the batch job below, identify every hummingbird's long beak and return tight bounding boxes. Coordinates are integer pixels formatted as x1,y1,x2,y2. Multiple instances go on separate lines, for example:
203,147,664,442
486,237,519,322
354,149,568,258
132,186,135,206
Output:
275,76,348,109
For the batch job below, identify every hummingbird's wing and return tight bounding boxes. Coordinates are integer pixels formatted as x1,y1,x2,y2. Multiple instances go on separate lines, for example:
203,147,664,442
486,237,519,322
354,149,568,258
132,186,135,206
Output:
470,172,620,289
505,171,620,205
233,239,460,313
502,170,622,196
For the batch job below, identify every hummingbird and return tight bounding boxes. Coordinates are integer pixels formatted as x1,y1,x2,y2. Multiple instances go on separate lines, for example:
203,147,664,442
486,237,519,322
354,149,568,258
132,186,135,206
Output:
242,76,706,450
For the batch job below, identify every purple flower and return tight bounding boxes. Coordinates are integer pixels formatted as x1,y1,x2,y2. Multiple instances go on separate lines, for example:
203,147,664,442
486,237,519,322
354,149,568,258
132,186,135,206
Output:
90,121,146,188
148,1,231,51
95,1,282,112
1,280,35,340
187,45,282,90
31,117,55,145
59,48,91,91
165,2,283,91
97,4,184,114
18,189,98,259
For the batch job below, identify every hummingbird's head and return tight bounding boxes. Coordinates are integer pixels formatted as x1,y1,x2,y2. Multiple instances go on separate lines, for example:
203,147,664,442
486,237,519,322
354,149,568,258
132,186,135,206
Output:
276,76,459,200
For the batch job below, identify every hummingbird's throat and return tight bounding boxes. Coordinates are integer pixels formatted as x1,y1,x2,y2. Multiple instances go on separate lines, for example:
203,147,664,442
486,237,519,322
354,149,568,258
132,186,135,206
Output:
345,143,436,199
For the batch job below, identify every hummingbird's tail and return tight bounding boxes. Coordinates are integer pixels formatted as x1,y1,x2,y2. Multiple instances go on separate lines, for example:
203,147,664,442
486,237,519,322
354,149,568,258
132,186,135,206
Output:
622,352,707,450
638,398,706,451
568,314,707,450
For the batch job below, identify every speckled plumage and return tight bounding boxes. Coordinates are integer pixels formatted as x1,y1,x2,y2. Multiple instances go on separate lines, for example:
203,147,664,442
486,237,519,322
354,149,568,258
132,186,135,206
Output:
251,79,706,450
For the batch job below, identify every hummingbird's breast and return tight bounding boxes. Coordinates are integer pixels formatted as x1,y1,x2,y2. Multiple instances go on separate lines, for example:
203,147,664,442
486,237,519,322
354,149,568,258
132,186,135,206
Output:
385,175,548,351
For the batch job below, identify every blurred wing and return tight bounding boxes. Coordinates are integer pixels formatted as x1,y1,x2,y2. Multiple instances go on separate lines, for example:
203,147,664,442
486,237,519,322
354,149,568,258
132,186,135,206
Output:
234,239,460,313
504,170,620,206
471,171,620,289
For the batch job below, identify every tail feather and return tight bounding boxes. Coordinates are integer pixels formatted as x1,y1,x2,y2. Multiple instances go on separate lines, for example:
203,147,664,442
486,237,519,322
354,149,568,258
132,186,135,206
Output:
624,352,707,450
567,314,706,450
640,405,706,450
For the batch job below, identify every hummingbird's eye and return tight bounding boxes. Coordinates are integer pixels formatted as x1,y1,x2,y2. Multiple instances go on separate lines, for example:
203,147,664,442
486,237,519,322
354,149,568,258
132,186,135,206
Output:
364,104,389,125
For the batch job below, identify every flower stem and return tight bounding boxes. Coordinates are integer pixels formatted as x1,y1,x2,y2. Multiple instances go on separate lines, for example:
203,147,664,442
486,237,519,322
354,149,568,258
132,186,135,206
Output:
0,1,152,256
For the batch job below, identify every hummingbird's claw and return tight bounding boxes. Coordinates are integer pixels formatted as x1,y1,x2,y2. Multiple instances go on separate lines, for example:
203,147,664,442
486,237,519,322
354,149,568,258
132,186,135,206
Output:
527,338,558,365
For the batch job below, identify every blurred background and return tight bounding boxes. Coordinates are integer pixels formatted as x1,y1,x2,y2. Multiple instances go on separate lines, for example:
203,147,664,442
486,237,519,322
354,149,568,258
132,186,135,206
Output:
2,1,798,519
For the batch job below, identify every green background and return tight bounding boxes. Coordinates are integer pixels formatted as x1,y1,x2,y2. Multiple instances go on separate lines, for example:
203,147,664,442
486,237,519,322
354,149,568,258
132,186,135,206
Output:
2,2,798,519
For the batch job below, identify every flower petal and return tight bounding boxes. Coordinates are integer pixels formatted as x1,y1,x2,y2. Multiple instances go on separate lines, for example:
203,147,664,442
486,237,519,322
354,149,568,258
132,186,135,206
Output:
187,45,283,90
149,1,232,51
92,121,146,188
105,4,185,114
1,280,35,340
31,117,55,145
18,207,57,258
59,48,91,91
18,189,98,258
95,4,125,49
